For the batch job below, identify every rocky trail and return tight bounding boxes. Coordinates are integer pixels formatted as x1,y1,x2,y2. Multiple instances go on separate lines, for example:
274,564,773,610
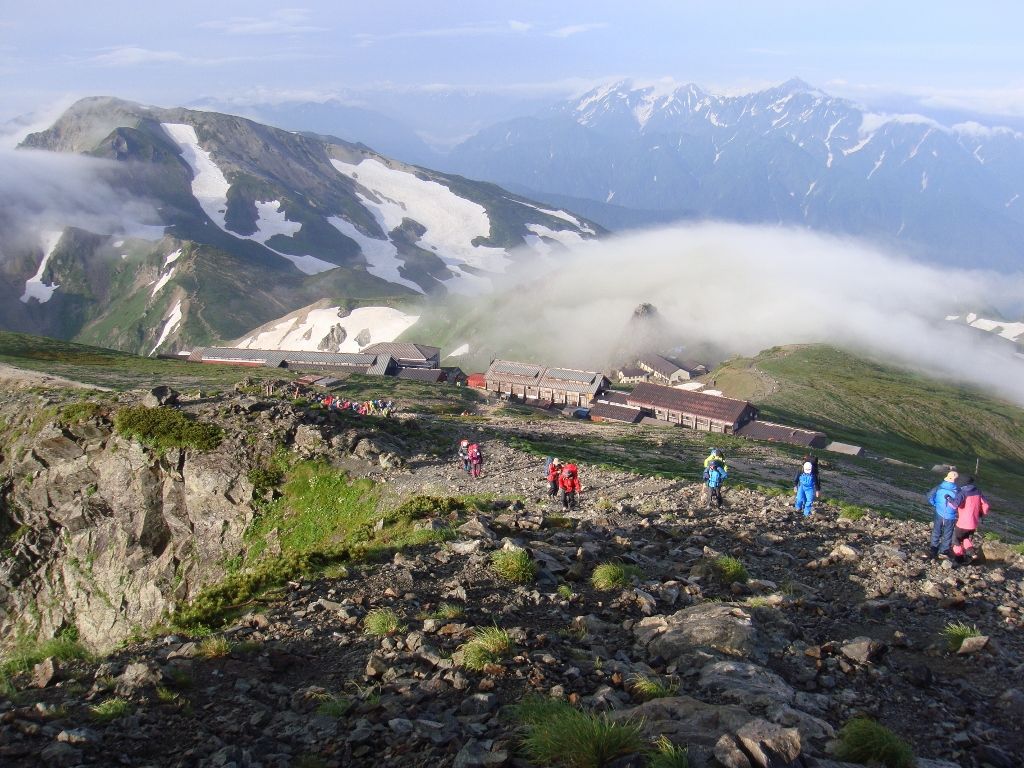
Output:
1,386,1023,768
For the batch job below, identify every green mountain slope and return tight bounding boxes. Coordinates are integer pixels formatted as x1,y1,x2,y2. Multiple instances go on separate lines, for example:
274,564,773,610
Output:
713,345,1024,509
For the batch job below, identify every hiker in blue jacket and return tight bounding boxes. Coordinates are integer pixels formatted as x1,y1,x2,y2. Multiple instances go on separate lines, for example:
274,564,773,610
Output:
924,470,959,560
703,460,728,508
793,461,820,517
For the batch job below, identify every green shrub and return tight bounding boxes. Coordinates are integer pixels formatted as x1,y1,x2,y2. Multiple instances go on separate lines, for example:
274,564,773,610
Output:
712,556,748,584
388,495,467,523
197,636,231,658
363,608,406,637
491,548,537,584
316,695,352,718
556,584,575,600
60,401,102,425
429,602,464,620
513,697,644,768
1012,542,1024,556
629,673,678,700
838,504,867,521
649,736,689,768
941,621,981,651
90,697,131,722
114,406,221,452
590,562,640,591
834,718,914,768
0,631,91,678
457,626,513,671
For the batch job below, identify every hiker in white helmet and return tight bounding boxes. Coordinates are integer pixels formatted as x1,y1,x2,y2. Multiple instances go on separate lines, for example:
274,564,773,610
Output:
793,460,820,517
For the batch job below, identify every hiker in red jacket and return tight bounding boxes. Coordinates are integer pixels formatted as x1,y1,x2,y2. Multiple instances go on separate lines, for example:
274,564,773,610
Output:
558,462,581,510
546,458,563,498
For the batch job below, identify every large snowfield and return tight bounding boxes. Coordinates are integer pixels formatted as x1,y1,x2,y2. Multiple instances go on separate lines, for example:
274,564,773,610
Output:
236,305,420,352
161,123,336,275
330,157,509,293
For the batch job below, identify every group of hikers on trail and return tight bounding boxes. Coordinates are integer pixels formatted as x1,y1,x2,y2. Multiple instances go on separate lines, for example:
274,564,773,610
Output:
702,447,821,516
544,457,582,510
925,470,991,566
314,393,395,417
457,439,484,478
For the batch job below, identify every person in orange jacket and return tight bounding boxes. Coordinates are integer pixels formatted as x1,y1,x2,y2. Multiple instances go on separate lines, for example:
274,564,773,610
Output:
558,462,581,510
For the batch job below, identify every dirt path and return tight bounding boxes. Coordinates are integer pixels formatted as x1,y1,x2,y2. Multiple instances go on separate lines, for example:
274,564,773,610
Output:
0,362,110,391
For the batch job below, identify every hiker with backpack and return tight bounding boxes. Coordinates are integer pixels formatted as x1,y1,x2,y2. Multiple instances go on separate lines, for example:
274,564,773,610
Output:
546,457,563,498
703,448,729,473
468,442,483,478
703,459,728,508
457,439,471,474
793,461,820,517
924,470,959,560
559,462,581,510
948,475,991,565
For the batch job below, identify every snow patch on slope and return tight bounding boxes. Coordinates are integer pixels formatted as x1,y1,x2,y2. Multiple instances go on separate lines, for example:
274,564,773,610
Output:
162,124,335,275
236,306,419,352
446,343,469,358
20,230,63,304
330,157,509,293
151,299,183,356
511,199,595,234
327,216,423,293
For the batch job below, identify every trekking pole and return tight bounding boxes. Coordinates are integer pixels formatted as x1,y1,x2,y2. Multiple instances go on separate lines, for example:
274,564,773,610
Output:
975,457,980,477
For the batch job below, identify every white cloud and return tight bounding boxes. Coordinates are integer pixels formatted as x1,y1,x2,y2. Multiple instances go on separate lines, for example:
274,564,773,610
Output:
199,8,328,36
548,22,608,39
825,79,1024,121
355,20,532,46
468,223,1024,406
89,46,186,67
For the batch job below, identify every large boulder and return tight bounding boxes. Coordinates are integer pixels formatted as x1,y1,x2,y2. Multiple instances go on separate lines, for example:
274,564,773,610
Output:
635,603,761,663
609,695,752,749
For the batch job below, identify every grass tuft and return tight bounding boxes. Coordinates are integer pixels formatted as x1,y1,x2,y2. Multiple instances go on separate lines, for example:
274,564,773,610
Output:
712,556,748,584
513,696,644,768
941,621,982,651
649,736,690,768
429,602,465,620
363,608,406,637
457,626,513,671
590,562,641,591
838,504,867,521
490,548,537,584
556,584,575,600
316,695,352,718
629,673,679,700
90,697,131,722
834,718,914,768
197,636,231,658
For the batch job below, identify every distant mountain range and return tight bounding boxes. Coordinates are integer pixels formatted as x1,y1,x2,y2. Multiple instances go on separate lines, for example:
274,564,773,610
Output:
1,97,597,356
444,78,1024,269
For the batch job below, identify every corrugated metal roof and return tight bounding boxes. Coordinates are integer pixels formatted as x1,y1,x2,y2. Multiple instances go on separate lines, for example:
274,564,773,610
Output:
639,355,681,378
618,366,648,379
196,348,286,366
590,402,642,423
735,420,825,447
543,367,597,384
599,390,631,405
280,351,377,365
360,342,440,363
628,382,755,425
487,359,544,379
366,355,394,376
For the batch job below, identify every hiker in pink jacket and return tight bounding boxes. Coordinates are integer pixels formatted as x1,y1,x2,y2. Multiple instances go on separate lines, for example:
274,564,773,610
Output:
947,476,991,565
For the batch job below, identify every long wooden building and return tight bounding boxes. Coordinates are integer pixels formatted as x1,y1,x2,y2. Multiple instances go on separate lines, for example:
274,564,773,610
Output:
484,359,610,407
627,382,757,433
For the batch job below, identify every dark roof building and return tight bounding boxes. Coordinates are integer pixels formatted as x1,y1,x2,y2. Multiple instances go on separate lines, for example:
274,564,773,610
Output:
360,342,440,368
627,382,757,433
617,365,649,383
736,420,827,448
590,401,643,424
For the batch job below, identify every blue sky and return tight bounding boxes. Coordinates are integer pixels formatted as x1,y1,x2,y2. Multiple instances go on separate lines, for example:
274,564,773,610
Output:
3,1,1024,126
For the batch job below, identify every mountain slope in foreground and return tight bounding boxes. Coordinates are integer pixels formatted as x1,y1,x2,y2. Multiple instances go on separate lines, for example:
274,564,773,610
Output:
0,357,1021,767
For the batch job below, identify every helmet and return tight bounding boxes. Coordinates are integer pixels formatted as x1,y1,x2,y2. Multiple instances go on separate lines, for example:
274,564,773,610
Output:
944,471,959,483
552,457,561,465
710,448,720,456
803,461,813,473
460,439,469,446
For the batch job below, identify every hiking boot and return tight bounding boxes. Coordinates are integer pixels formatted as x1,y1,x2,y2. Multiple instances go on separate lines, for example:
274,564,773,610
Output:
922,547,939,561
